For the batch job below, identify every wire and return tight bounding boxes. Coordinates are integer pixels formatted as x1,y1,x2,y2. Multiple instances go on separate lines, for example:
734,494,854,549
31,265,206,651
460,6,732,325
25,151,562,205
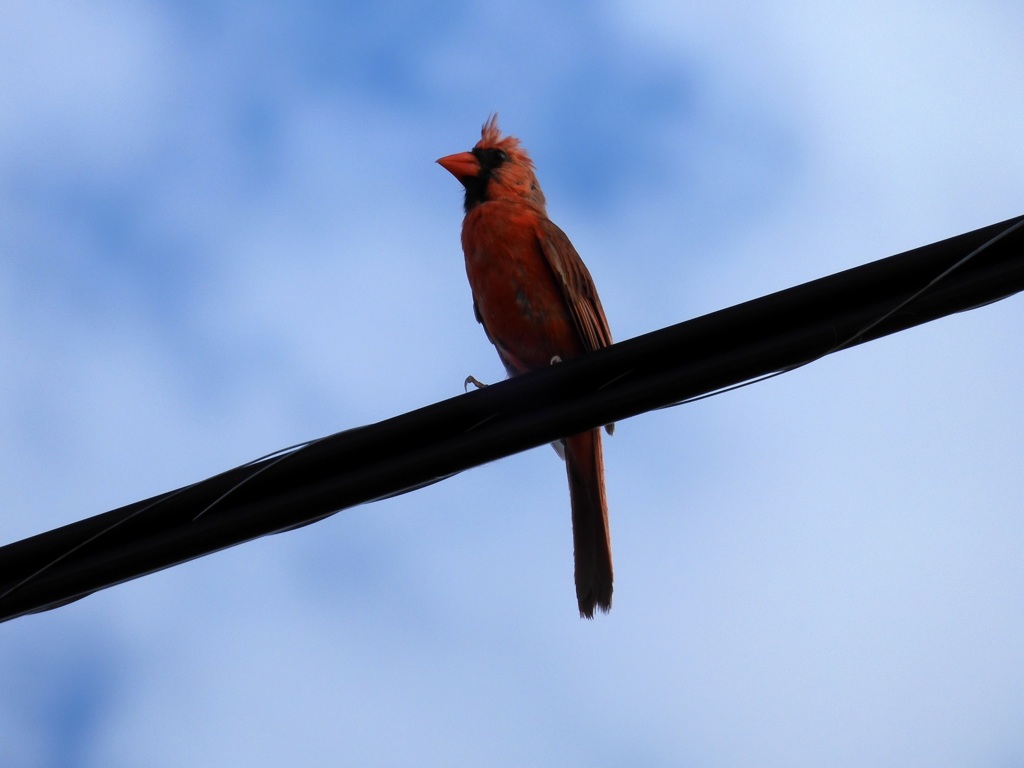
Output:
1,213,1021,621
663,217,1024,409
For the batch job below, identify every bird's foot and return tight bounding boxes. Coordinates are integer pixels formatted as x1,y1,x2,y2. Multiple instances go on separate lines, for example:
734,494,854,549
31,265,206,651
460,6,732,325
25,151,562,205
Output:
464,375,489,392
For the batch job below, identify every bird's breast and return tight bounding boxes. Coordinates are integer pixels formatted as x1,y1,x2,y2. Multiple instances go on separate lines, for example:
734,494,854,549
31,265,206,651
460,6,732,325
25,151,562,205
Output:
461,203,582,374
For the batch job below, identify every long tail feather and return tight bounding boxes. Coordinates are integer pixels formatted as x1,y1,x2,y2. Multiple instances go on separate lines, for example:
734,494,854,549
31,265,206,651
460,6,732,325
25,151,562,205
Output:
564,429,613,618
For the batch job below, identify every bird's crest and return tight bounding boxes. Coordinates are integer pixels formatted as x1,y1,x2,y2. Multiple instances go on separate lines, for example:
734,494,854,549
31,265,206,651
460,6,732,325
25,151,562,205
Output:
470,114,544,211
480,113,504,146
477,114,531,167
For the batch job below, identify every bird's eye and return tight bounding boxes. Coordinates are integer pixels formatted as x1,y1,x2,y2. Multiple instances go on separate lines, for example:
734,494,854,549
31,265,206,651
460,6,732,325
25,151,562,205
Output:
471,147,509,170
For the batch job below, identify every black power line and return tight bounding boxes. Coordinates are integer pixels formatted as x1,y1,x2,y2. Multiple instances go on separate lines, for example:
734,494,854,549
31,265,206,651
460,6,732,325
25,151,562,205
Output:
1,214,1022,623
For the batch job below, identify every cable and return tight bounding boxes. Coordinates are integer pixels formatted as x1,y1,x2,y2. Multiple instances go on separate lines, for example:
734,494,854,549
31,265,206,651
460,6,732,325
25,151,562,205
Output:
1,214,1022,622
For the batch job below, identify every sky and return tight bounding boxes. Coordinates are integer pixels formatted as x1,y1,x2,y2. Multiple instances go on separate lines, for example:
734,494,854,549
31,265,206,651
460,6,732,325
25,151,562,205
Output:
1,1,1023,765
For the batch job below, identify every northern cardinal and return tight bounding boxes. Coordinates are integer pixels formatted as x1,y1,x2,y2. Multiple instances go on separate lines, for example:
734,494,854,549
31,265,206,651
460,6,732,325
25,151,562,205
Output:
437,115,614,618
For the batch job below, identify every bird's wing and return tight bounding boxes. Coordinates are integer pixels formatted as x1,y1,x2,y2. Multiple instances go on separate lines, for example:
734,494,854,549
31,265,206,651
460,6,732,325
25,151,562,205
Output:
536,218,613,353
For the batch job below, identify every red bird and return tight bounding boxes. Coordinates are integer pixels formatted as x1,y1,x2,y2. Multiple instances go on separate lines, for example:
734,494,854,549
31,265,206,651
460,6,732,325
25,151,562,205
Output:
437,115,614,618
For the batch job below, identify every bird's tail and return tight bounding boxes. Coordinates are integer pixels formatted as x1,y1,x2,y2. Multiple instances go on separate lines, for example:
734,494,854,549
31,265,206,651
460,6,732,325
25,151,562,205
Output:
564,428,613,618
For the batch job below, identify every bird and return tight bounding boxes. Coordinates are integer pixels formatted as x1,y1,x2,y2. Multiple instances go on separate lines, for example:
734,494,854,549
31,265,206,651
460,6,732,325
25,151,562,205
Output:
437,115,614,618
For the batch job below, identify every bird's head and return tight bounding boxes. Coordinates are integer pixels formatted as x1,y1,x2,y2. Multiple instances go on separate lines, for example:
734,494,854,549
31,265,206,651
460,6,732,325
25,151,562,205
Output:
437,115,547,214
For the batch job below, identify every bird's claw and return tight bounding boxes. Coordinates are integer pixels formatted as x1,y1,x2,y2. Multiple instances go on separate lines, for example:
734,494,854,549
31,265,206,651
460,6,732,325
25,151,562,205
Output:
549,355,562,365
464,375,489,392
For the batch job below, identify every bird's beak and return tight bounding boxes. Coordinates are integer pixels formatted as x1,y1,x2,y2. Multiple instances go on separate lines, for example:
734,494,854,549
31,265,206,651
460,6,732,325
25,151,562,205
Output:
436,151,480,181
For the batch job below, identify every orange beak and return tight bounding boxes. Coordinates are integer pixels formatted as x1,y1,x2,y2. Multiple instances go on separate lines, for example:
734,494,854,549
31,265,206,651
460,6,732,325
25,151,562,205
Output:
436,151,480,181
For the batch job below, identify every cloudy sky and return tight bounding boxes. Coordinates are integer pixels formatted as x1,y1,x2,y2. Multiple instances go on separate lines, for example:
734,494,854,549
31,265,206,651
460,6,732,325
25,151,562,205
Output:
2,1,1023,765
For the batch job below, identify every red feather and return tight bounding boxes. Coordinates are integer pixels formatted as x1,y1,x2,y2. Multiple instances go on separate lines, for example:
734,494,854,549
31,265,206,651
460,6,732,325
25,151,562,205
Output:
438,116,614,617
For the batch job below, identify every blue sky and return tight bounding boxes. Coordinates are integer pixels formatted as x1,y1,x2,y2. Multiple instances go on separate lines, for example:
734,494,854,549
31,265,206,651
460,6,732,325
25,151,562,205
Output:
2,1,1023,765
